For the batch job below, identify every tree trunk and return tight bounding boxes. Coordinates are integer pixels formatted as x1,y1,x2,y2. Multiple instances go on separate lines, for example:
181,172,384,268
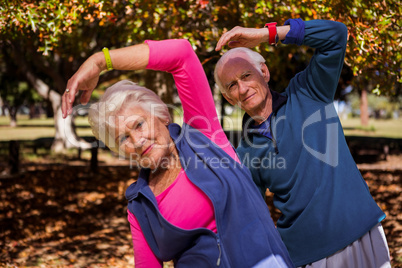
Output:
50,91,93,153
9,107,17,127
10,44,92,153
360,87,369,127
9,140,19,174
29,104,38,119
26,71,92,153
0,96,5,116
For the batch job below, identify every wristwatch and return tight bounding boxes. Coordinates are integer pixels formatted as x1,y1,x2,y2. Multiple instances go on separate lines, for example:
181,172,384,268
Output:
265,22,278,45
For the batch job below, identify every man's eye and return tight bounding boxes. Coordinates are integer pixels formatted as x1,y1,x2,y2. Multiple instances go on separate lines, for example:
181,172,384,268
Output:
242,73,251,79
228,83,236,91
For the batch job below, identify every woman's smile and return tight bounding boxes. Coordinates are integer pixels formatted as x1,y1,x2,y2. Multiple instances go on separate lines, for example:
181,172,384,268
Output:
141,144,154,156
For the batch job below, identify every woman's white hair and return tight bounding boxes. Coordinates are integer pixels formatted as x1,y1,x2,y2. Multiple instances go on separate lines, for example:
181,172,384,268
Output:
214,47,266,94
88,80,171,153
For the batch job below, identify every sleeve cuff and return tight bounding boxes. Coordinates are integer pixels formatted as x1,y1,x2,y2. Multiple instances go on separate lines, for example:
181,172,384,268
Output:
144,40,153,69
282,18,305,46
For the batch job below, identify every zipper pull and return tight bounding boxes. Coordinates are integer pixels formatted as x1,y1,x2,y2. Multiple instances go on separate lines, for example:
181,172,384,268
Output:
216,238,221,266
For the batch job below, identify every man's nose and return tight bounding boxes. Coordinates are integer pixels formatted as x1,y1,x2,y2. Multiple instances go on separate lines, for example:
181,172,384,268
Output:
238,80,248,95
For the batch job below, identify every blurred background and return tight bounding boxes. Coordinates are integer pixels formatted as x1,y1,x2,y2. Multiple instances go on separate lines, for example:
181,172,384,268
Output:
0,0,401,267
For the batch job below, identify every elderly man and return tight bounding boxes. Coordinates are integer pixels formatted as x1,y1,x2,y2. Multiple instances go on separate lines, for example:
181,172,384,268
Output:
214,18,391,267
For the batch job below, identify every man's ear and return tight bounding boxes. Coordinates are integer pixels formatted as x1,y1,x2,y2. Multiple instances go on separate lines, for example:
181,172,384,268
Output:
222,92,236,106
261,63,270,83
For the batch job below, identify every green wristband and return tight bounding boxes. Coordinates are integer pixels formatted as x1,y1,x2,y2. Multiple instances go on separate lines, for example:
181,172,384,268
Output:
102,47,113,71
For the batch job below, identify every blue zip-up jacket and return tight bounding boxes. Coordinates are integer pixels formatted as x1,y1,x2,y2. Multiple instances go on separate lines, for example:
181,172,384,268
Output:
237,19,385,266
126,123,294,267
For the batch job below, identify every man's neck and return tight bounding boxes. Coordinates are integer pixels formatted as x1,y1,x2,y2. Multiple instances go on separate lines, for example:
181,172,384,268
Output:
250,90,272,125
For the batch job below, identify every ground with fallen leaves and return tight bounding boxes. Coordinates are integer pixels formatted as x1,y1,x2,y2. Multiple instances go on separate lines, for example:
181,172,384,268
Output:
0,154,401,267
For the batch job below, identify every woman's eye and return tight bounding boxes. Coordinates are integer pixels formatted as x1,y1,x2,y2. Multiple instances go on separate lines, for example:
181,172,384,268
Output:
136,121,144,129
120,135,128,144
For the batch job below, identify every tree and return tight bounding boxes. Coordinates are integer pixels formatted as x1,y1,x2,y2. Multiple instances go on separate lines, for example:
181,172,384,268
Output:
343,0,401,125
0,1,158,151
0,0,221,151
0,1,123,151
0,50,44,126
0,80,41,127
205,0,401,126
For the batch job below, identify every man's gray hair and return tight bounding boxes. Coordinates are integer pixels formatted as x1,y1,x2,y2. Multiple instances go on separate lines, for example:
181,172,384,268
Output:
214,47,266,94
88,80,171,153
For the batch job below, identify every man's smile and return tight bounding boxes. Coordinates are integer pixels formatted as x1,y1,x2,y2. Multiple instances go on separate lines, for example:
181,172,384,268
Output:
242,93,256,103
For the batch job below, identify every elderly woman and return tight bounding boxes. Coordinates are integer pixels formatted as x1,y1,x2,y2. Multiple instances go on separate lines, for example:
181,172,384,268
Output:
62,39,294,267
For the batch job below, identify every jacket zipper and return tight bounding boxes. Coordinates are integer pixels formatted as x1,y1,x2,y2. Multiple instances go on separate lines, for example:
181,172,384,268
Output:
269,113,279,154
216,237,221,266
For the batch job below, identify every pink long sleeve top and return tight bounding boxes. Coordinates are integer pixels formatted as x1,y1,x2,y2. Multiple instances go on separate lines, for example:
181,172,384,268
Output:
128,39,238,267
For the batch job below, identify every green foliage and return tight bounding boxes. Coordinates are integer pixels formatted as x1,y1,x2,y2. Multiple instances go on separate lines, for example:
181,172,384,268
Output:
342,0,402,95
0,0,400,97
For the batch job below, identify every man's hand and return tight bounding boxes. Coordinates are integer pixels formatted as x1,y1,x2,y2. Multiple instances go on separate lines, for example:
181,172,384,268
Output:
62,53,104,118
215,26,268,51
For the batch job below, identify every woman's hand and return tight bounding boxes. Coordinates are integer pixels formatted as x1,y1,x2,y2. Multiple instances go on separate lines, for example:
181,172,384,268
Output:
62,52,105,118
62,44,150,118
215,26,268,51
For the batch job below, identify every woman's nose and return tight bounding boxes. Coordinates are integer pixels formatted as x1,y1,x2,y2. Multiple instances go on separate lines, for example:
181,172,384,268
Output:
131,132,146,148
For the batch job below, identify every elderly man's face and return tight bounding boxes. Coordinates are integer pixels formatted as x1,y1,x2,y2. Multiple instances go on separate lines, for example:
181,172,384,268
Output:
218,54,270,116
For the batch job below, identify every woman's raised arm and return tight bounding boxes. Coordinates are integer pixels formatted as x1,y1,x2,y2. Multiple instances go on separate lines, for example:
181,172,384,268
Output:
62,43,150,118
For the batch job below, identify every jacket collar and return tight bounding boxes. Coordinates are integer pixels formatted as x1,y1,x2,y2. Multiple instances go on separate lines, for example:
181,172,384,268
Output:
241,89,287,137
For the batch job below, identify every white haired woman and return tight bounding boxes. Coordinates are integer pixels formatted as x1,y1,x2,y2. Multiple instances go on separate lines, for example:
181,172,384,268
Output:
62,39,294,267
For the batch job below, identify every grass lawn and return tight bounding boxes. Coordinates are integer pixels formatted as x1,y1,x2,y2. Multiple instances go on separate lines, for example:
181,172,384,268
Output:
0,115,94,141
340,117,402,139
0,114,401,141
221,109,402,139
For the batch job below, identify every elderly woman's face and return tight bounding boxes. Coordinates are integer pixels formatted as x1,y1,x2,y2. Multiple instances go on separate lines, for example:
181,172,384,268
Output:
113,105,173,169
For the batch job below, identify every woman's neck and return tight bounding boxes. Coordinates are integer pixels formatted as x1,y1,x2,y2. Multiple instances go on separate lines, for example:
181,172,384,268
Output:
148,150,182,196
